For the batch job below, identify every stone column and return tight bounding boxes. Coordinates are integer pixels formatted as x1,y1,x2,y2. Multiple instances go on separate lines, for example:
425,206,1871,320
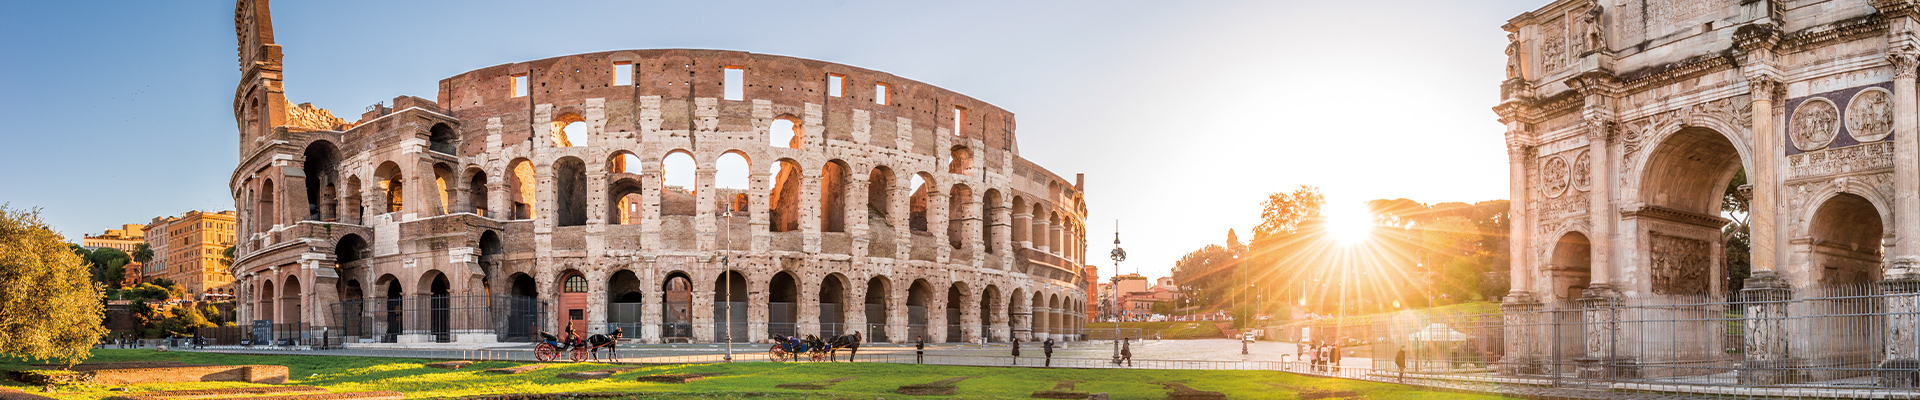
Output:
1012,211,1032,249
846,279,868,341
887,285,908,344
692,274,715,343
927,290,948,343
641,267,663,343
801,174,823,253
961,291,981,343
1883,41,1920,386
747,274,769,344
798,278,821,339
930,190,950,263
1033,218,1052,254
695,167,718,250
1740,51,1799,382
848,178,871,258
486,182,509,221
750,171,772,252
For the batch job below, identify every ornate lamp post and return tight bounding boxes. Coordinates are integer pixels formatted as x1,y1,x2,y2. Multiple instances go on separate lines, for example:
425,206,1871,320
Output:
722,197,734,362
1109,225,1127,365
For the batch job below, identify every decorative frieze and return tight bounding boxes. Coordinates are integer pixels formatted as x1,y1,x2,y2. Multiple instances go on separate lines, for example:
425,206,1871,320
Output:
1648,231,1710,296
1542,17,1569,72
1790,97,1840,151
1845,88,1893,142
1788,141,1893,179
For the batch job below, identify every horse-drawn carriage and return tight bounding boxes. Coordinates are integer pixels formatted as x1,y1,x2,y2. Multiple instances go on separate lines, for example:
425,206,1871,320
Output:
770,331,863,362
534,326,622,362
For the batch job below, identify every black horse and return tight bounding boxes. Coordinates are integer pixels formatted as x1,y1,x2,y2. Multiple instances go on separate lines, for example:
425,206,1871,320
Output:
587,328,622,361
824,331,862,362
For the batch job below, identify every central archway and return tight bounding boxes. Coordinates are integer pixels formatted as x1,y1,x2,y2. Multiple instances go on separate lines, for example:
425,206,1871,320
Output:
713,270,748,343
819,274,849,337
768,271,798,338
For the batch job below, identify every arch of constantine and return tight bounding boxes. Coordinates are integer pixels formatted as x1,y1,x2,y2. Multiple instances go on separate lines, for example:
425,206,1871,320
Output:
1498,0,1920,386
227,0,1089,346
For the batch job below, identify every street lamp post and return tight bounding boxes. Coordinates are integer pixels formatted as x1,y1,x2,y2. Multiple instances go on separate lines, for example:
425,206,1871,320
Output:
722,198,734,362
1109,224,1126,365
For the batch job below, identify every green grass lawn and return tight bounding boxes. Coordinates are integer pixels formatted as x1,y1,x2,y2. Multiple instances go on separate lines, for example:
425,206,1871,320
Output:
0,349,1513,400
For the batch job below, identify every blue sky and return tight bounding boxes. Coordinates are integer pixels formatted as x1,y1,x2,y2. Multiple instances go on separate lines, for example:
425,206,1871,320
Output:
0,0,1541,280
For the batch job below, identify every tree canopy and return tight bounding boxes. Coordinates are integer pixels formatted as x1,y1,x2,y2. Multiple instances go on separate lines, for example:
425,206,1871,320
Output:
0,206,106,364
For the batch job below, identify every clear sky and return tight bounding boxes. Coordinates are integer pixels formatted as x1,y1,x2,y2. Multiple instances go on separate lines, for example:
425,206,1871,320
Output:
0,0,1541,280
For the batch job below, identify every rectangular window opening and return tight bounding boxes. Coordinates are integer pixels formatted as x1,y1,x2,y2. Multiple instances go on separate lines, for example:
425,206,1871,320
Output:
953,107,966,136
874,83,889,105
510,74,528,98
723,67,745,101
827,74,844,97
613,63,633,86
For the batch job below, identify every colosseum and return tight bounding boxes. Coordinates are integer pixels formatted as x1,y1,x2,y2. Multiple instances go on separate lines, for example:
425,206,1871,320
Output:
227,0,1089,346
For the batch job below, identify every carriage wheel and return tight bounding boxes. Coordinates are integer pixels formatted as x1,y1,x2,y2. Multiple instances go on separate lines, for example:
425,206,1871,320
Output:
769,345,786,362
570,346,589,362
535,343,559,362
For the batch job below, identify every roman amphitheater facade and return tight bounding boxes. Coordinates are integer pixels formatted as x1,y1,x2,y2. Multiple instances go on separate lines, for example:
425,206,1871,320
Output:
227,0,1089,345
1499,0,1920,384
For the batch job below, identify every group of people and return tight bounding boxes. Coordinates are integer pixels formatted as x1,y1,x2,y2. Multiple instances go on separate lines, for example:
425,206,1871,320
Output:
1004,337,1062,366
1303,342,1341,372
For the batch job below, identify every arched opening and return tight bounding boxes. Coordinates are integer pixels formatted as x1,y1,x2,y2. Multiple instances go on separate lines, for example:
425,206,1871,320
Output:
820,160,849,232
551,113,584,148
281,276,303,325
608,270,644,335
608,178,645,225
907,279,933,341
508,159,536,219
662,272,693,340
343,176,362,224
1548,232,1592,302
507,273,538,341
770,159,803,232
258,279,276,323
429,123,457,154
981,285,1001,342
558,271,589,335
433,163,456,215
661,152,697,217
302,141,340,221
819,274,848,337
948,146,973,175
982,189,1001,254
340,279,364,340
769,271,798,337
1009,288,1028,339
382,275,403,343
1047,212,1061,251
715,152,751,249
867,166,896,257
554,157,588,227
1030,292,1047,339
948,184,973,249
1800,192,1886,377
256,179,278,233
1638,127,1746,297
422,270,451,343
946,283,967,342
713,270,748,343
865,276,891,342
769,116,803,149
335,234,367,265
1011,196,1028,245
909,173,932,232
478,231,502,295
466,169,489,217
1047,294,1061,337
375,162,404,213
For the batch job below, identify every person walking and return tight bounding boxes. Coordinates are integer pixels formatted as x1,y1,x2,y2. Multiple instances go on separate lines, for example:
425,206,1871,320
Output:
1395,346,1407,382
915,336,925,364
1330,343,1342,373
1043,338,1055,367
1010,338,1021,365
1120,338,1133,367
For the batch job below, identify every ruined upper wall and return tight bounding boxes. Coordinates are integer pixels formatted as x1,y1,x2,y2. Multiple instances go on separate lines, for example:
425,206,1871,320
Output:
435,49,1018,159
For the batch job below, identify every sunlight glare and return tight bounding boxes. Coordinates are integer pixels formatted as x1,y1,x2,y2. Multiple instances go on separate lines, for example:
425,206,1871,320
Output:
1325,201,1374,245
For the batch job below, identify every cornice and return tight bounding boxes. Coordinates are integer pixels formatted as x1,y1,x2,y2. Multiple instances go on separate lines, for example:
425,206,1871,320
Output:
1617,52,1738,92
1621,205,1730,229
1872,0,1920,21
1780,14,1888,52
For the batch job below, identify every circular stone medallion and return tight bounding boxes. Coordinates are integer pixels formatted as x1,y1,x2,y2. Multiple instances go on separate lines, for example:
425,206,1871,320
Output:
1845,88,1893,143
1791,97,1840,151
1542,155,1571,198
1570,151,1592,192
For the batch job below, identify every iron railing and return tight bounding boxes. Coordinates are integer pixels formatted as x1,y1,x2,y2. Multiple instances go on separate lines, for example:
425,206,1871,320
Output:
328,295,548,343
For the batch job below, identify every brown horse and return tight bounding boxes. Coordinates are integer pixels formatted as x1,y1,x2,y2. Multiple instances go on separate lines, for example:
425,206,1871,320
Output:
825,331,862,362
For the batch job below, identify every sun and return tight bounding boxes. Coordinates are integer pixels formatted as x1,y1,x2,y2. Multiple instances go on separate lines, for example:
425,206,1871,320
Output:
1324,202,1375,245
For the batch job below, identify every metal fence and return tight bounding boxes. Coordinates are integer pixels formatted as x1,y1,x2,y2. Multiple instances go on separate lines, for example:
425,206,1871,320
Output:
328,295,548,343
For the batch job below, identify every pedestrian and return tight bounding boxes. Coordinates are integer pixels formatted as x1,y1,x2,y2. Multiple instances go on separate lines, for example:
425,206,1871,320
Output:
915,336,925,364
1010,338,1021,365
1330,344,1342,373
1120,338,1133,366
1395,346,1407,381
1043,338,1054,367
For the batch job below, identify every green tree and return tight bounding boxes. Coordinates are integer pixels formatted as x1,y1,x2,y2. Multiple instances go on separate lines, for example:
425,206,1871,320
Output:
0,206,107,363
1170,244,1236,311
201,302,226,326
87,247,130,288
131,243,153,264
1723,170,1751,294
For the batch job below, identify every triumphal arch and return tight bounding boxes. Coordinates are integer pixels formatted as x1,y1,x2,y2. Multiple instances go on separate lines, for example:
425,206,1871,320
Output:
1499,0,1920,386
227,0,1090,347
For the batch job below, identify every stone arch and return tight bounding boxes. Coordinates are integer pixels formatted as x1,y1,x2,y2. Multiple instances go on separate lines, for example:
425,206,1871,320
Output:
946,281,970,342
1011,196,1028,244
342,175,362,224
256,179,278,233
818,273,850,337
607,269,644,334
1803,193,1886,285
1548,231,1592,301
507,158,536,219
1009,287,1029,340
868,166,894,219
608,177,645,225
335,234,368,265
1030,291,1048,339
258,278,277,323
865,275,892,341
908,172,934,232
505,273,537,340
417,269,452,342
662,271,694,340
713,270,748,342
948,184,973,249
433,163,456,215
769,114,803,149
769,158,804,232
980,284,1002,342
1625,114,1755,209
428,123,457,154
907,279,934,341
302,140,341,221
769,271,800,337
465,167,488,216
1047,293,1062,337
715,151,752,213
660,151,697,217
821,160,850,233
375,161,404,213
551,112,584,148
553,156,588,226
556,269,589,334
982,189,1001,254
